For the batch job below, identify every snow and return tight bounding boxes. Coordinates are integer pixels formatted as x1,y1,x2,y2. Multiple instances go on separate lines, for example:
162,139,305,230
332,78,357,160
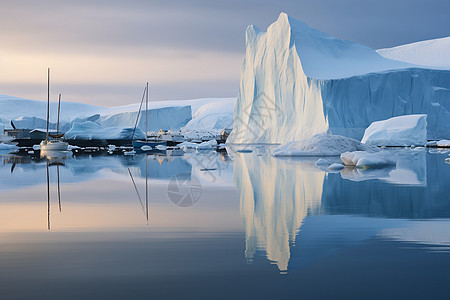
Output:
228,13,450,144
361,114,427,146
182,98,235,130
273,134,375,157
377,36,450,69
340,151,396,169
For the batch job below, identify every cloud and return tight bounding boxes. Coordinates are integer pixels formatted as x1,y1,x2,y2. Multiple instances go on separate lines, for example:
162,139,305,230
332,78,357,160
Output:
0,0,449,106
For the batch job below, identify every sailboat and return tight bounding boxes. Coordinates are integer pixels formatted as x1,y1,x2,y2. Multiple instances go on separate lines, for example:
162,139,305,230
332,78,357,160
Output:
40,68,69,152
132,82,167,150
128,154,149,224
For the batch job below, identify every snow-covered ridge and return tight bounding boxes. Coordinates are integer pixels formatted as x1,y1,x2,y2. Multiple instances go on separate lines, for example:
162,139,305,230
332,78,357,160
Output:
272,13,414,80
228,13,450,144
377,36,450,69
0,95,236,132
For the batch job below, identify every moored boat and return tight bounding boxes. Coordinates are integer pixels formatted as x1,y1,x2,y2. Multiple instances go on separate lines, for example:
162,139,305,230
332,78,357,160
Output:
132,82,167,151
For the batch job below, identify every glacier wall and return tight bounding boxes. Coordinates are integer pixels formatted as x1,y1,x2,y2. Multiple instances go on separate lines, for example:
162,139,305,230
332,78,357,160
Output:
228,13,450,144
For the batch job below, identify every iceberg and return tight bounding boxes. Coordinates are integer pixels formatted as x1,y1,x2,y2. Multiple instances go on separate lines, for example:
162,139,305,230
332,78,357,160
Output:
377,36,450,69
0,143,19,153
64,121,145,140
182,98,235,131
227,13,450,144
361,114,428,146
0,95,235,140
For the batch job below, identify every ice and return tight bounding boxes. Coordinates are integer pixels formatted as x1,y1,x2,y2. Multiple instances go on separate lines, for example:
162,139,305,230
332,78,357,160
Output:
328,163,345,171
141,146,152,151
437,140,450,147
182,98,235,131
0,143,19,152
273,134,375,157
361,114,427,146
196,139,217,150
340,151,396,169
377,36,450,69
0,95,235,139
65,121,145,140
227,13,450,144
178,142,199,151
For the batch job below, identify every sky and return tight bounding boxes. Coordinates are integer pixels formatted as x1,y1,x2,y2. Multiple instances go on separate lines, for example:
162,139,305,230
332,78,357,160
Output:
0,0,449,107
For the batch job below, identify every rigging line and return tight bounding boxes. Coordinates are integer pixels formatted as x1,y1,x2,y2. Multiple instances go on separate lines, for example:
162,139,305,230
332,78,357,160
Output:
131,86,147,141
57,94,61,134
57,164,61,212
127,168,146,216
47,159,50,231
146,154,148,223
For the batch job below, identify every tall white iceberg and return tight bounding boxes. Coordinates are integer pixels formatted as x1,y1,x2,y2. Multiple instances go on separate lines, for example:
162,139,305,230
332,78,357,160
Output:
227,13,450,144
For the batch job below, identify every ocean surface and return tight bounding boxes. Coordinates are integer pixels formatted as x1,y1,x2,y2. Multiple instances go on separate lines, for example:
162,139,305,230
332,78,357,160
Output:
0,146,449,300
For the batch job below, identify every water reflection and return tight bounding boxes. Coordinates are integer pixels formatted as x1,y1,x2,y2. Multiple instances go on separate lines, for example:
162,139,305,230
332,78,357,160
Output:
234,149,450,272
234,153,323,272
0,150,237,232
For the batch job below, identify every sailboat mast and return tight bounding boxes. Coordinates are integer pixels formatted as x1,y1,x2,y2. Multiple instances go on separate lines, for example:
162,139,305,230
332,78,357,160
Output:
46,68,50,141
146,154,148,223
145,82,148,141
57,94,61,134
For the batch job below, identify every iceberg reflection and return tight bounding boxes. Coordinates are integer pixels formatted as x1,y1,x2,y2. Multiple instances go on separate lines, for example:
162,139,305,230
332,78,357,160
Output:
234,153,323,271
235,150,450,272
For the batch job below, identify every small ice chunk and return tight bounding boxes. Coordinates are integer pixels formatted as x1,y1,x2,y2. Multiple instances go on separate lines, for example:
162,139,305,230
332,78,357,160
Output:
141,146,152,151
28,150,35,154
445,158,450,164
425,141,437,147
315,158,330,166
196,139,217,150
108,145,117,151
155,145,167,151
68,145,81,150
327,163,345,171
33,144,41,150
124,150,136,156
0,143,19,152
178,142,199,151
341,151,396,169
437,140,450,147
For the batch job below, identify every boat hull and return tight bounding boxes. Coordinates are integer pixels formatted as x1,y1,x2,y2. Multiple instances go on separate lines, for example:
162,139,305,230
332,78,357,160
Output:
40,140,69,151
132,140,167,150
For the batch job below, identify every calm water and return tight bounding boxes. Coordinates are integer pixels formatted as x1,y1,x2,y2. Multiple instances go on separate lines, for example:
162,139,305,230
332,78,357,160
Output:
0,147,449,299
